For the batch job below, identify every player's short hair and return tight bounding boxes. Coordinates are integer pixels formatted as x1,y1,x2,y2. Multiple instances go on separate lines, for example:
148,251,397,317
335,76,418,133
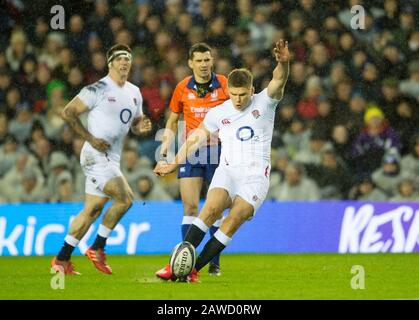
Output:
106,44,132,64
228,68,253,88
188,43,212,60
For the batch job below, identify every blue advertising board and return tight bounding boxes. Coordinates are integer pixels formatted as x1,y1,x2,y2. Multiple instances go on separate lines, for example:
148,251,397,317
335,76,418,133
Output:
0,201,418,256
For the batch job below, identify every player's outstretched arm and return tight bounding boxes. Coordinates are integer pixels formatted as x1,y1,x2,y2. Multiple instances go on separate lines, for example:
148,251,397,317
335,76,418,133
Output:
154,123,210,176
61,97,110,152
159,111,180,159
267,39,290,101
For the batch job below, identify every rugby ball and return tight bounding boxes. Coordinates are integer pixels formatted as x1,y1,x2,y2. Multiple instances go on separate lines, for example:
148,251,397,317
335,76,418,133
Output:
169,241,196,277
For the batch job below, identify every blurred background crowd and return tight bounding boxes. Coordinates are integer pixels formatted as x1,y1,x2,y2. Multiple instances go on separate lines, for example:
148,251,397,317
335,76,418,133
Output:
0,0,418,203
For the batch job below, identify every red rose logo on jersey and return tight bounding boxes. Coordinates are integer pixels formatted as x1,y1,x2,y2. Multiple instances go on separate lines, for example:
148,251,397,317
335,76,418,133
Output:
222,119,231,125
252,110,260,119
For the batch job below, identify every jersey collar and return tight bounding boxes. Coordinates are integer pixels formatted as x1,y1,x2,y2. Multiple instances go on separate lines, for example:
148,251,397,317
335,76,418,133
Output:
186,73,221,91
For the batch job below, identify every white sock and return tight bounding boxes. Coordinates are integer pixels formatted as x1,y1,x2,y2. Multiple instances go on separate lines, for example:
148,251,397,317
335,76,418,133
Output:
182,216,196,225
193,217,210,233
98,224,112,238
64,235,80,247
213,218,222,228
214,229,232,246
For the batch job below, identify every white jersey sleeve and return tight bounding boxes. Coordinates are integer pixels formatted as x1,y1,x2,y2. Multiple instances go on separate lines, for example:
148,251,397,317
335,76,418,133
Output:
258,88,281,110
203,108,220,133
77,85,100,110
134,89,143,119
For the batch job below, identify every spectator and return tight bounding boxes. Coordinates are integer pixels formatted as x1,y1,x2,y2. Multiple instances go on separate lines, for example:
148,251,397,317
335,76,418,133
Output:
297,76,323,120
67,15,89,58
46,152,72,201
267,148,290,199
121,147,152,187
399,60,419,101
391,97,418,154
7,168,47,203
294,131,333,166
372,152,407,197
8,103,34,143
134,175,172,200
38,32,65,70
0,135,24,177
306,149,352,199
248,5,277,50
52,172,82,202
400,134,419,180
352,106,401,175
348,175,387,201
32,137,52,178
282,117,310,157
5,29,33,72
0,112,8,145
390,178,419,201
274,162,320,201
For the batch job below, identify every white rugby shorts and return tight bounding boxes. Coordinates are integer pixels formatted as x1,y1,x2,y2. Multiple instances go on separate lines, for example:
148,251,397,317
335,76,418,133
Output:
80,144,123,197
208,164,270,214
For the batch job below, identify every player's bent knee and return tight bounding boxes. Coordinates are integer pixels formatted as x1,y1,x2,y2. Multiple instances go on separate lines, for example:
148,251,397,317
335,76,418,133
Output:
84,203,104,219
118,193,133,211
206,204,223,220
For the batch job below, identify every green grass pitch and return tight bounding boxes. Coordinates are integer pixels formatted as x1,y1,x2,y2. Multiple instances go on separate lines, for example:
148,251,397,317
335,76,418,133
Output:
0,253,417,300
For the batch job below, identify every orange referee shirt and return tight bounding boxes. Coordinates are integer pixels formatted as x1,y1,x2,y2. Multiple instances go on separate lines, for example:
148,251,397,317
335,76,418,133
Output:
169,73,229,138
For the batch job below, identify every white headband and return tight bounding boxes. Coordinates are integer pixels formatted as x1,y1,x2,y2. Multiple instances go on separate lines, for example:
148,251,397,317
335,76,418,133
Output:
107,50,132,65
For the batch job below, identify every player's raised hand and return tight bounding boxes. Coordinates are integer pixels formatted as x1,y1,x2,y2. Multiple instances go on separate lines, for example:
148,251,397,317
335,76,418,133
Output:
273,40,290,63
153,162,177,176
89,137,110,152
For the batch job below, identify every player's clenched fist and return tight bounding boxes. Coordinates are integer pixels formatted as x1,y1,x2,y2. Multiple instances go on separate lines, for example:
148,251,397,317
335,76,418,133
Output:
131,115,152,135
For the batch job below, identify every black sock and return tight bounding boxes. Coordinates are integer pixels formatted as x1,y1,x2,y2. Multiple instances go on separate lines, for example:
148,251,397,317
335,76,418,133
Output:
91,235,107,250
184,224,207,248
181,224,191,240
57,242,76,261
195,236,226,271
209,226,220,266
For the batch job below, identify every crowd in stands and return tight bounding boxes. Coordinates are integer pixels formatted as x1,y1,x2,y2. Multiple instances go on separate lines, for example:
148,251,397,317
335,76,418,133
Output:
0,0,418,203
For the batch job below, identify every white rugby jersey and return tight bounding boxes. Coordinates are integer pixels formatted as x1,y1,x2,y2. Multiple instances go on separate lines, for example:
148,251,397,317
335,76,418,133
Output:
77,76,143,162
203,88,280,168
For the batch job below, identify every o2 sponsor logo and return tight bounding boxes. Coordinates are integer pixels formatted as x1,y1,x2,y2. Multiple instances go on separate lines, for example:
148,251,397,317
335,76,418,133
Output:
120,108,132,124
236,126,254,141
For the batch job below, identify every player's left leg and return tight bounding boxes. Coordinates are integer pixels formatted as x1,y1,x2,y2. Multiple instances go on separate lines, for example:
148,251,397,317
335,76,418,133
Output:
205,144,223,275
193,196,254,274
86,175,134,274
